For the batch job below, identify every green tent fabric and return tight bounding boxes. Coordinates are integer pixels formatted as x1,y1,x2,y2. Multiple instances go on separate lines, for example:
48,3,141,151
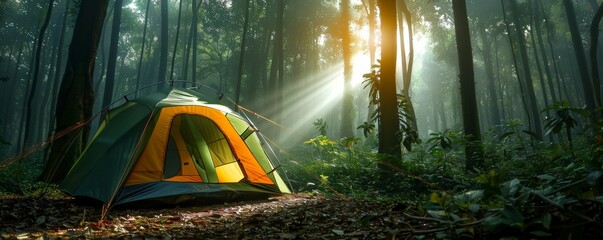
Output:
60,87,290,206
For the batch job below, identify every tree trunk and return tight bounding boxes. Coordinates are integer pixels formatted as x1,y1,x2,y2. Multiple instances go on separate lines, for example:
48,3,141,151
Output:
192,0,198,83
48,1,71,137
377,0,401,158
590,2,603,108
366,0,377,130
341,0,354,137
40,0,109,183
266,0,284,140
182,3,193,80
158,0,168,84
477,27,501,127
102,0,123,111
534,0,558,104
135,0,151,91
452,0,483,171
275,0,285,140
235,0,251,108
563,0,598,113
170,0,183,80
538,0,563,102
21,0,53,152
528,6,550,109
46,0,69,140
397,0,418,135
507,0,543,139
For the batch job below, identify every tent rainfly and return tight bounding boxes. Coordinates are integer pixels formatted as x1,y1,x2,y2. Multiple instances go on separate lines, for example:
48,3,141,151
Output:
60,87,290,206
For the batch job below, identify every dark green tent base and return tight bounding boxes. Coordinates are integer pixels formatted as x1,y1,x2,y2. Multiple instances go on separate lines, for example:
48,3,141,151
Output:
112,182,282,208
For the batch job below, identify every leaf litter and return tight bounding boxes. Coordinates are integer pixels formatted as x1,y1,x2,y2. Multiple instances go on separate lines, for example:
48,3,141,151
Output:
0,193,429,239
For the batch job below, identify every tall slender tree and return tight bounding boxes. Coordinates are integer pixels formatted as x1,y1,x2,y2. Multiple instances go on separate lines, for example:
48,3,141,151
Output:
591,2,603,108
235,0,251,108
507,0,543,139
452,0,483,170
377,0,400,157
191,0,198,83
170,0,183,80
40,0,110,183
564,0,599,113
135,0,151,91
47,0,70,141
341,0,354,137
158,0,168,84
102,0,123,111
397,0,417,132
21,0,54,151
268,0,285,140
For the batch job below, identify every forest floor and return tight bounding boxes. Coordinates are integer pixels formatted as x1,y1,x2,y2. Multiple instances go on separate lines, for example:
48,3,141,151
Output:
0,193,434,239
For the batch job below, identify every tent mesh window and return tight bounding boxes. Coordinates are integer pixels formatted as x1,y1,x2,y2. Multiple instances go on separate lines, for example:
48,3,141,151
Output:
163,114,244,183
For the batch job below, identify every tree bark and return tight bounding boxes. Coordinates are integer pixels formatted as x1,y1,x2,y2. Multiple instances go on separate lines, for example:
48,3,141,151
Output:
266,0,285,140
590,2,603,108
563,0,598,113
135,0,151,91
235,0,251,108
192,0,198,83
477,27,501,127
341,0,354,137
508,0,543,139
21,0,54,151
365,0,377,139
158,0,168,83
397,0,418,135
40,0,109,183
102,0,123,111
377,0,401,158
46,0,69,140
452,0,483,171
170,0,183,80
533,0,558,104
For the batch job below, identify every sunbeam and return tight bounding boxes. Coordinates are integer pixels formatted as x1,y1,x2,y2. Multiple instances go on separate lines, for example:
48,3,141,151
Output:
270,52,372,143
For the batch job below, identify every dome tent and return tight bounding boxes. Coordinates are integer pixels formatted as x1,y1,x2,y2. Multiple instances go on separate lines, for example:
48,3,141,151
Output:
59,87,290,207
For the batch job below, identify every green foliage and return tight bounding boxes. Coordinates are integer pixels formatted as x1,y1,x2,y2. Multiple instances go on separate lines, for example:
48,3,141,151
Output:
426,130,454,151
283,135,416,199
312,118,328,136
418,168,603,239
497,119,540,153
287,108,603,238
362,63,419,151
542,101,587,135
356,121,374,138
398,94,419,151
542,101,589,159
0,152,61,197
362,62,381,107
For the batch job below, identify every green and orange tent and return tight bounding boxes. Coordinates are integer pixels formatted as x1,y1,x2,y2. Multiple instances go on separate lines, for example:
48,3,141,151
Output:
59,87,290,207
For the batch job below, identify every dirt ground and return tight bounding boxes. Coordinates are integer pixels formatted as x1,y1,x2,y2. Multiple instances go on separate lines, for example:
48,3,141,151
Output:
0,194,415,239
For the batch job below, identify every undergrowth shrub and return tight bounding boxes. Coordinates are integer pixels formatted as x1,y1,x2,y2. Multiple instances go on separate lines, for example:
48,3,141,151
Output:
0,151,61,197
283,135,381,197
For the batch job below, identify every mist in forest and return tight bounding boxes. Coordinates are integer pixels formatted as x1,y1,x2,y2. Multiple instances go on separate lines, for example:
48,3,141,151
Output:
0,0,601,160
